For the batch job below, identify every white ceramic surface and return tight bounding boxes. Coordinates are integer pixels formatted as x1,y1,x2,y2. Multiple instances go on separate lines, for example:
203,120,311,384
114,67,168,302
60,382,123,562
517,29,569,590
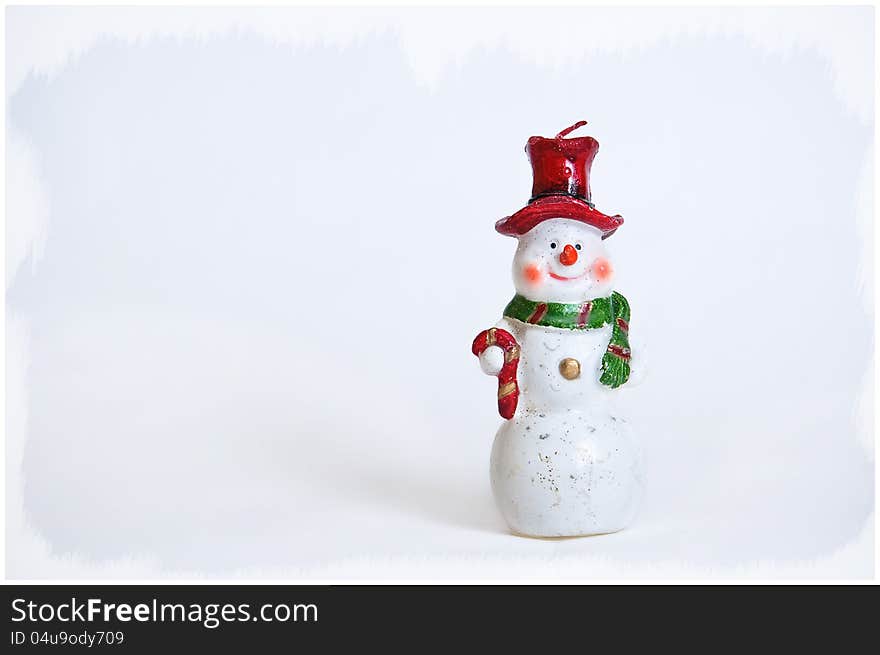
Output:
490,407,644,537
480,219,643,537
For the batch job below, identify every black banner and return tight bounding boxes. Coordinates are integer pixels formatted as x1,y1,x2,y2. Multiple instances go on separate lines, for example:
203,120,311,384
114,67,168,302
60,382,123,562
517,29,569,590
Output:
1,584,874,650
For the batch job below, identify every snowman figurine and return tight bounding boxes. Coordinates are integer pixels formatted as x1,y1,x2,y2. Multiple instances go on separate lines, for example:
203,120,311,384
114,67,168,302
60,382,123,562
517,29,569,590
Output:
472,121,644,537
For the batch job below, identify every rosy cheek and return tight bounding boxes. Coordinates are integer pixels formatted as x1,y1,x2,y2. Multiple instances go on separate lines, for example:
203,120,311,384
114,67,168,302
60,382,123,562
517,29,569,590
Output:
591,257,613,282
523,263,543,285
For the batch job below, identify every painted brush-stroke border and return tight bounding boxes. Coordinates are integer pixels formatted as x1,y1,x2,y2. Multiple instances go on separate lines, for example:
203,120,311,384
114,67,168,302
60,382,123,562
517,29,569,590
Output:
5,6,874,579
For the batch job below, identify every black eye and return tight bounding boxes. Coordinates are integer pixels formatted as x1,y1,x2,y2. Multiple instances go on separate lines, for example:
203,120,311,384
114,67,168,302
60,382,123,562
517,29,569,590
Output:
550,242,557,249
575,244,582,250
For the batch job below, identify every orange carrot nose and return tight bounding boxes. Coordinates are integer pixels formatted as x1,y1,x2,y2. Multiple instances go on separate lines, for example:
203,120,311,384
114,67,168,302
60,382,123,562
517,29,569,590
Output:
559,244,578,266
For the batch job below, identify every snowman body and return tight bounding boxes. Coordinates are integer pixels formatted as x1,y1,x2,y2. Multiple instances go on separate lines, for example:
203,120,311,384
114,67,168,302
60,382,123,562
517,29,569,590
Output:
487,317,643,537
499,317,612,411
477,217,643,537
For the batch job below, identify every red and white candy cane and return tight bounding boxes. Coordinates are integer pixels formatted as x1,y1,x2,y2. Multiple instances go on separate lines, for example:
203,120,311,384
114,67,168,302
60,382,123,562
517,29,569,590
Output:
471,328,521,420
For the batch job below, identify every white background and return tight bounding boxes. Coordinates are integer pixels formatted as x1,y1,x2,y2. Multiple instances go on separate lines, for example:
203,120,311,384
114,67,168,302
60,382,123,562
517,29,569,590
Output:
5,6,874,578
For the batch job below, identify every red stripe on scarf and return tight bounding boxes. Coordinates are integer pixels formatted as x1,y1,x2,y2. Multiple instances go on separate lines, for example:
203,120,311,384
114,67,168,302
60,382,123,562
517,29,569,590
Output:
607,344,631,360
577,301,593,327
616,317,629,333
527,303,548,324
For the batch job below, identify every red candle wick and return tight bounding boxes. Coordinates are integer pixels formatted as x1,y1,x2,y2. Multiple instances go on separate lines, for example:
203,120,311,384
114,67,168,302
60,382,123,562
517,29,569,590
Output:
556,120,588,139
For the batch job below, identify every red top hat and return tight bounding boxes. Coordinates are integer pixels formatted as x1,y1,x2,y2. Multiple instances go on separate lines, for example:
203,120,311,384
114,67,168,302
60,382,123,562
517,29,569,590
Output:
495,121,624,239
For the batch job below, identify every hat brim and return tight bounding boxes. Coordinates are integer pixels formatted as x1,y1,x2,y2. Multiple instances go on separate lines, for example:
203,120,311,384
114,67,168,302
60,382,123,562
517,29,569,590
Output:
495,195,623,239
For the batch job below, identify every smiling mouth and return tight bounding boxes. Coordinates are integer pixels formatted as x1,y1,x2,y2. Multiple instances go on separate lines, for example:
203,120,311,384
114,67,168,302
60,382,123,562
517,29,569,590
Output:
548,270,586,281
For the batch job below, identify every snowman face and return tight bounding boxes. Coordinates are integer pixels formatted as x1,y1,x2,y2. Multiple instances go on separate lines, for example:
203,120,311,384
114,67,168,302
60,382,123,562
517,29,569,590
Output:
512,218,614,303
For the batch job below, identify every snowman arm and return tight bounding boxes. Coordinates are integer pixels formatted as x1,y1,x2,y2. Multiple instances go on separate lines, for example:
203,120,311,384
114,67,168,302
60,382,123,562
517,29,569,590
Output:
479,347,504,376
477,317,518,376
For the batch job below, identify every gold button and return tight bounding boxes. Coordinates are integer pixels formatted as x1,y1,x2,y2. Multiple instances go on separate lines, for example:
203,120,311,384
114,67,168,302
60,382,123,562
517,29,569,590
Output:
559,357,581,380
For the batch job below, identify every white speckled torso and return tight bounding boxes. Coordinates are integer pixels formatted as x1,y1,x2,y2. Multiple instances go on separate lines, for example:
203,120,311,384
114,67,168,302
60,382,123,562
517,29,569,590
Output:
487,316,644,537
490,407,643,537
496,316,612,411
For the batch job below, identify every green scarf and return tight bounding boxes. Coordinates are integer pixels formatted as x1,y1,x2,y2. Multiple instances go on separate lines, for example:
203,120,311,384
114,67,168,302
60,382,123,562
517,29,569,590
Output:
502,292,632,389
